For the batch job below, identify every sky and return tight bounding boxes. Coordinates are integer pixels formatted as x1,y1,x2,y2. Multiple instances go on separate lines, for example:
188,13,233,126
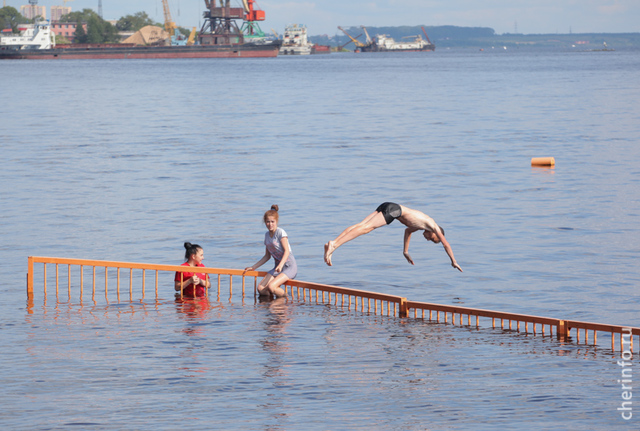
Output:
8,0,640,36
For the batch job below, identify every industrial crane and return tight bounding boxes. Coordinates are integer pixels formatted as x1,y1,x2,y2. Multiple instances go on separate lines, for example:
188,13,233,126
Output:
337,33,361,51
361,25,373,45
162,0,195,45
187,27,197,45
337,26,366,48
421,26,433,44
240,0,266,40
199,0,274,45
162,0,178,37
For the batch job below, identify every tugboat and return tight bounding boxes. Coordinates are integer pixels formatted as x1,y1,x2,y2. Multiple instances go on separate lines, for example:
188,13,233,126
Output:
279,24,312,55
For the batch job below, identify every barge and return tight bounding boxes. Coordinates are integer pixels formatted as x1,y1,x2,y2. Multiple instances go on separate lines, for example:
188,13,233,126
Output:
0,40,281,60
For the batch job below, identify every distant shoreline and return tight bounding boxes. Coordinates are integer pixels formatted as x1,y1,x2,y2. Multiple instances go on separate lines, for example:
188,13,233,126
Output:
310,26,640,49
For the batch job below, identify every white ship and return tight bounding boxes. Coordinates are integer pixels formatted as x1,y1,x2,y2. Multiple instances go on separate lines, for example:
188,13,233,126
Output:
372,34,434,51
0,19,55,51
278,24,312,55
359,26,435,52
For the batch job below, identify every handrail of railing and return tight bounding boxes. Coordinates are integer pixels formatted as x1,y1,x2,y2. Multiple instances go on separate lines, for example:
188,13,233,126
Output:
565,319,638,351
27,256,639,353
406,300,561,325
284,279,406,317
287,279,405,302
28,256,267,276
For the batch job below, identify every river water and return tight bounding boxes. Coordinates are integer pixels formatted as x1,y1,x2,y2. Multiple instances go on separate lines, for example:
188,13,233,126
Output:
1,47,639,429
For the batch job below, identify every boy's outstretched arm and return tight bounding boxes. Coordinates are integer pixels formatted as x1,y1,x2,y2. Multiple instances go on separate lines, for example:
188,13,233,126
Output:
435,230,462,272
403,228,415,265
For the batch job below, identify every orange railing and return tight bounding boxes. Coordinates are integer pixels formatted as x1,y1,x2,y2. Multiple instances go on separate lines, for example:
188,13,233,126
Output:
405,301,638,353
27,256,639,353
26,256,267,301
284,279,406,317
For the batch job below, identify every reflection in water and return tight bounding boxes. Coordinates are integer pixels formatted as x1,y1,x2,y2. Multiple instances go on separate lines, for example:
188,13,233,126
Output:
531,166,556,174
27,296,160,325
175,296,213,319
18,291,624,429
174,296,221,335
260,297,291,378
258,297,292,426
173,296,223,377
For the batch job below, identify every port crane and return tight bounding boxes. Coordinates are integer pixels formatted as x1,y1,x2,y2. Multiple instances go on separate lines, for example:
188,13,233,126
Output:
361,25,373,45
162,0,177,35
337,33,361,51
199,0,274,45
421,26,433,44
162,0,196,45
240,0,266,40
338,26,368,49
200,0,244,44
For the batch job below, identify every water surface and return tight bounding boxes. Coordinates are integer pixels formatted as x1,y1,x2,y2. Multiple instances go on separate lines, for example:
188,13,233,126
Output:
1,48,639,429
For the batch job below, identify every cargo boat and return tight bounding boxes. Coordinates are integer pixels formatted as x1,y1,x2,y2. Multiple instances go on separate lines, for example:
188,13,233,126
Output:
0,1,281,60
360,34,434,52
360,26,435,52
279,24,312,55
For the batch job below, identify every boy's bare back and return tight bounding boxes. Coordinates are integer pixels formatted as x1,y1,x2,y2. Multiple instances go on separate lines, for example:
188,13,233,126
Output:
397,205,439,233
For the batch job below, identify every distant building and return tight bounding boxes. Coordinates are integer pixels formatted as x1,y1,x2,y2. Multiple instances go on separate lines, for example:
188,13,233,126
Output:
50,6,72,22
20,5,46,20
50,22,87,42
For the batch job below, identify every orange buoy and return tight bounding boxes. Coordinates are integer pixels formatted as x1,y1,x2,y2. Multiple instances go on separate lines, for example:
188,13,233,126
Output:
531,157,555,167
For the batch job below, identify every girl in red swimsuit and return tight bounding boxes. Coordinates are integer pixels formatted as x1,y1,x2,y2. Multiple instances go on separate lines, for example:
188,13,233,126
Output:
174,242,211,297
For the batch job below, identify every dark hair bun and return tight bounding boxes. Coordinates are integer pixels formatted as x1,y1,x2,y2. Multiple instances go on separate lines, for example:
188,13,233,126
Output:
183,242,202,260
270,204,279,212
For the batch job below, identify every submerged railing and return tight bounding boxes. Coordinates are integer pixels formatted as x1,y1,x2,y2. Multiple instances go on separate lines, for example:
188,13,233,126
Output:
27,256,639,353
404,301,637,353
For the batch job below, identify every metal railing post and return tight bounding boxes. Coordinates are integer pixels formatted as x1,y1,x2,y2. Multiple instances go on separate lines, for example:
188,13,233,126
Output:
399,298,408,318
557,320,569,340
27,256,34,300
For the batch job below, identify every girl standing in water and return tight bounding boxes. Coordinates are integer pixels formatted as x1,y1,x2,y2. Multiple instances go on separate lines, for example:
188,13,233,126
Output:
245,205,297,297
175,242,211,297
